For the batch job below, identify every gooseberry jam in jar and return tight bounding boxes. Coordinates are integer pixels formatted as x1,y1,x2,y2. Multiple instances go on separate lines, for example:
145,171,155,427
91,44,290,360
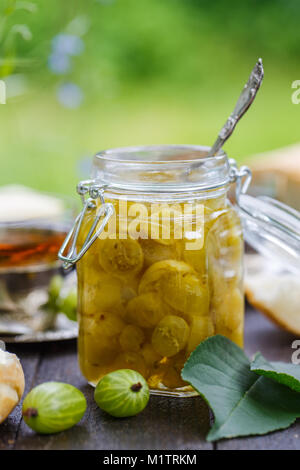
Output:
60,145,246,397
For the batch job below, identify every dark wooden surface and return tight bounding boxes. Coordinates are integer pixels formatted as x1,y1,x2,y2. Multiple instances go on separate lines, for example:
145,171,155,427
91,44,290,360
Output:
1,306,300,450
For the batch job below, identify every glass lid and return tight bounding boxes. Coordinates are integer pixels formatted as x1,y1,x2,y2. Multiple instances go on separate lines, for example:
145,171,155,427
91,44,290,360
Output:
92,145,231,193
238,194,300,274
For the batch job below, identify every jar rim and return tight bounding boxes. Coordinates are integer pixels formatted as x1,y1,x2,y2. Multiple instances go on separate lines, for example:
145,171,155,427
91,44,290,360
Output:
95,144,227,164
91,144,231,194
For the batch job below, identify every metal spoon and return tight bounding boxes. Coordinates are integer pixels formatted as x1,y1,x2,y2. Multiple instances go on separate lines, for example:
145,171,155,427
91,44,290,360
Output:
207,58,264,157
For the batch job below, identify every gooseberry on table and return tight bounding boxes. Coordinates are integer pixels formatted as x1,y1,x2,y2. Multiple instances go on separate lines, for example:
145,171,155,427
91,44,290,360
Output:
94,369,149,418
22,382,87,434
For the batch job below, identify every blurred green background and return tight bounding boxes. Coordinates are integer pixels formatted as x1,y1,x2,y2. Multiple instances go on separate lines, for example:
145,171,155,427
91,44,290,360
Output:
0,0,299,195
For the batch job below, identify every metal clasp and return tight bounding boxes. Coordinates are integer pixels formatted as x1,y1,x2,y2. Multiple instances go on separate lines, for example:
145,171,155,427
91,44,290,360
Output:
58,180,114,269
229,158,252,202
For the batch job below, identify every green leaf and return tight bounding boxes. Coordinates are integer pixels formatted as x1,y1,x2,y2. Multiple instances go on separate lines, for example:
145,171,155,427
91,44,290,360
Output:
65,15,90,37
3,0,37,15
15,2,37,13
251,352,300,393
181,335,300,442
10,24,32,41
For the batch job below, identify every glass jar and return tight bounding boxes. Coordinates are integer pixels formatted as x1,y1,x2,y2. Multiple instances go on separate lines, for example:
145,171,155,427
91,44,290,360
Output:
59,145,300,397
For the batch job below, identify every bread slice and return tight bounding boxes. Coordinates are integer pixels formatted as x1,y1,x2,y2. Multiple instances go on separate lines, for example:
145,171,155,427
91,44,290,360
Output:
0,349,25,423
245,255,300,335
246,143,300,210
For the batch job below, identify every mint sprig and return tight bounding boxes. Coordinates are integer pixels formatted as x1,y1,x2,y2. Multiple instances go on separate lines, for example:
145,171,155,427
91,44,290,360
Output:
182,335,300,442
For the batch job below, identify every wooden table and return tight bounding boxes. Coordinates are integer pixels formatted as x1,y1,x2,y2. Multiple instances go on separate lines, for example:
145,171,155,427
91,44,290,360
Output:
1,306,300,450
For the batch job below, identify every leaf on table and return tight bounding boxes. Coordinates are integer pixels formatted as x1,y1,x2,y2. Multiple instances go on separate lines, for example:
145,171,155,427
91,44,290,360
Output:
251,352,300,393
181,335,300,442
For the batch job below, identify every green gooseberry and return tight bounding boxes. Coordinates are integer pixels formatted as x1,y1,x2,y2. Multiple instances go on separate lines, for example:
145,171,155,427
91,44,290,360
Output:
94,369,149,418
22,382,86,434
48,275,64,301
59,287,77,321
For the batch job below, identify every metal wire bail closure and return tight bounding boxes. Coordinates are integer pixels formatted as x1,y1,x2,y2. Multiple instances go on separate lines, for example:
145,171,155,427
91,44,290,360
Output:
229,158,252,201
58,180,114,269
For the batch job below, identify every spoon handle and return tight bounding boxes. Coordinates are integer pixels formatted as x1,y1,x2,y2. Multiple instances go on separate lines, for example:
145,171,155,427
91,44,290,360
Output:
208,58,264,157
